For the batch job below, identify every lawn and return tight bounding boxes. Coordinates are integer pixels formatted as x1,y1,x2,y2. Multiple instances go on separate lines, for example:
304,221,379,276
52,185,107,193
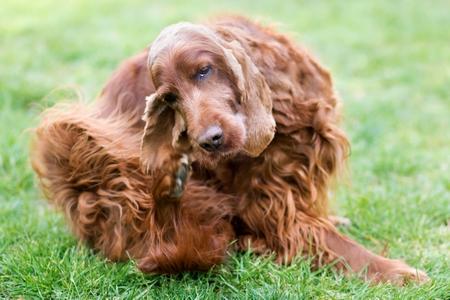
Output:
1,0,449,298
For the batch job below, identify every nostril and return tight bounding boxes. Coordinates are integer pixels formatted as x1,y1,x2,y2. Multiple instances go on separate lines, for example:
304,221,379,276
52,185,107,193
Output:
212,133,222,142
211,133,223,147
200,142,214,152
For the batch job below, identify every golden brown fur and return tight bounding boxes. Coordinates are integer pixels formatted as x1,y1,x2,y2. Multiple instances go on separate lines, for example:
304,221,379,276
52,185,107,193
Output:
31,16,428,284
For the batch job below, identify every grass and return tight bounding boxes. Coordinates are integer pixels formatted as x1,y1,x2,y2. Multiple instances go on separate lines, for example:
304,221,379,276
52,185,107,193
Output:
1,0,449,298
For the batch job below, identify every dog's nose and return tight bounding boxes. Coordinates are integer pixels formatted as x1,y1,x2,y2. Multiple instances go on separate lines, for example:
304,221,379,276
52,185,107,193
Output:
198,126,224,152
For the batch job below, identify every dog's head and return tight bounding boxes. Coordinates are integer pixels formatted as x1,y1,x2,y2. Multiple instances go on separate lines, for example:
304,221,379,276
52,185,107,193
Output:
141,23,275,169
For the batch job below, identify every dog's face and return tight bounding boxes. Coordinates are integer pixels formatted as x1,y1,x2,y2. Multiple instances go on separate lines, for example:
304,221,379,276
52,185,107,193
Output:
141,23,276,169
149,33,246,165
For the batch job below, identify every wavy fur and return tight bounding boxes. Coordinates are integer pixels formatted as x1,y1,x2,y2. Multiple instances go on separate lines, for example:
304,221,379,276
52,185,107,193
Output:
31,16,428,284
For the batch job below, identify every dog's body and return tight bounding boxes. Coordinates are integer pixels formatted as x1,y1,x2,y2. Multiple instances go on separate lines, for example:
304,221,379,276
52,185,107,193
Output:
32,16,428,284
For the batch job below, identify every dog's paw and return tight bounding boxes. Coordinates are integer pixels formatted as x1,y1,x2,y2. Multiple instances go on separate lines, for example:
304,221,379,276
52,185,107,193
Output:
170,154,190,199
368,259,430,286
236,235,271,255
152,153,191,202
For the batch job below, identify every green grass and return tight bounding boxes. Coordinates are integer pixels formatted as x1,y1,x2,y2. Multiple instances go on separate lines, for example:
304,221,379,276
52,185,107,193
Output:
1,0,449,298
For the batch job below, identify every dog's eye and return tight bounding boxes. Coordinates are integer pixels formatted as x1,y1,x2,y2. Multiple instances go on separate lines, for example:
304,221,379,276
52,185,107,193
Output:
195,65,212,81
163,93,178,105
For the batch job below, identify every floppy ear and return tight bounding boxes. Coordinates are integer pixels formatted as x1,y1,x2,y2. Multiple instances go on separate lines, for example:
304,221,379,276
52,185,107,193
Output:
221,40,276,156
140,93,187,173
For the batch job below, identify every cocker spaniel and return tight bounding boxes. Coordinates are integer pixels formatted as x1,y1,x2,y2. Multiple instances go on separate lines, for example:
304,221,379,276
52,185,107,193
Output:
31,16,428,285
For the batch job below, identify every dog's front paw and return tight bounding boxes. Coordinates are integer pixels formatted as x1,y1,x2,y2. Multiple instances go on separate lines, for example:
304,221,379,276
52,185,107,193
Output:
170,154,190,199
152,154,191,203
237,235,271,255
368,259,430,286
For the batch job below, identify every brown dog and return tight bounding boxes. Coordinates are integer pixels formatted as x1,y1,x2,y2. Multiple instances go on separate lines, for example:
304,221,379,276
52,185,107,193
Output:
31,16,428,285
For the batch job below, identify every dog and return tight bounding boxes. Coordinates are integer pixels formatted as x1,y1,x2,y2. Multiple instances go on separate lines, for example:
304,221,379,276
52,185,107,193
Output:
31,16,428,285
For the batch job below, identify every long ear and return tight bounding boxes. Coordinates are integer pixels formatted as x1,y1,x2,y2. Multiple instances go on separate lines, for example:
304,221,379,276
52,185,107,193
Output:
140,93,186,173
221,40,276,156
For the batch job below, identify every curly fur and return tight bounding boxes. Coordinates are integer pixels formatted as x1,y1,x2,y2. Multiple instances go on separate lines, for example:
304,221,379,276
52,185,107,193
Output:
31,16,428,284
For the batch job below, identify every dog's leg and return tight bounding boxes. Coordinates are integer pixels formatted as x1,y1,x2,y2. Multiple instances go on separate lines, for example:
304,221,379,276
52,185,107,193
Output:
150,153,192,225
321,222,430,285
238,196,428,285
152,153,191,202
